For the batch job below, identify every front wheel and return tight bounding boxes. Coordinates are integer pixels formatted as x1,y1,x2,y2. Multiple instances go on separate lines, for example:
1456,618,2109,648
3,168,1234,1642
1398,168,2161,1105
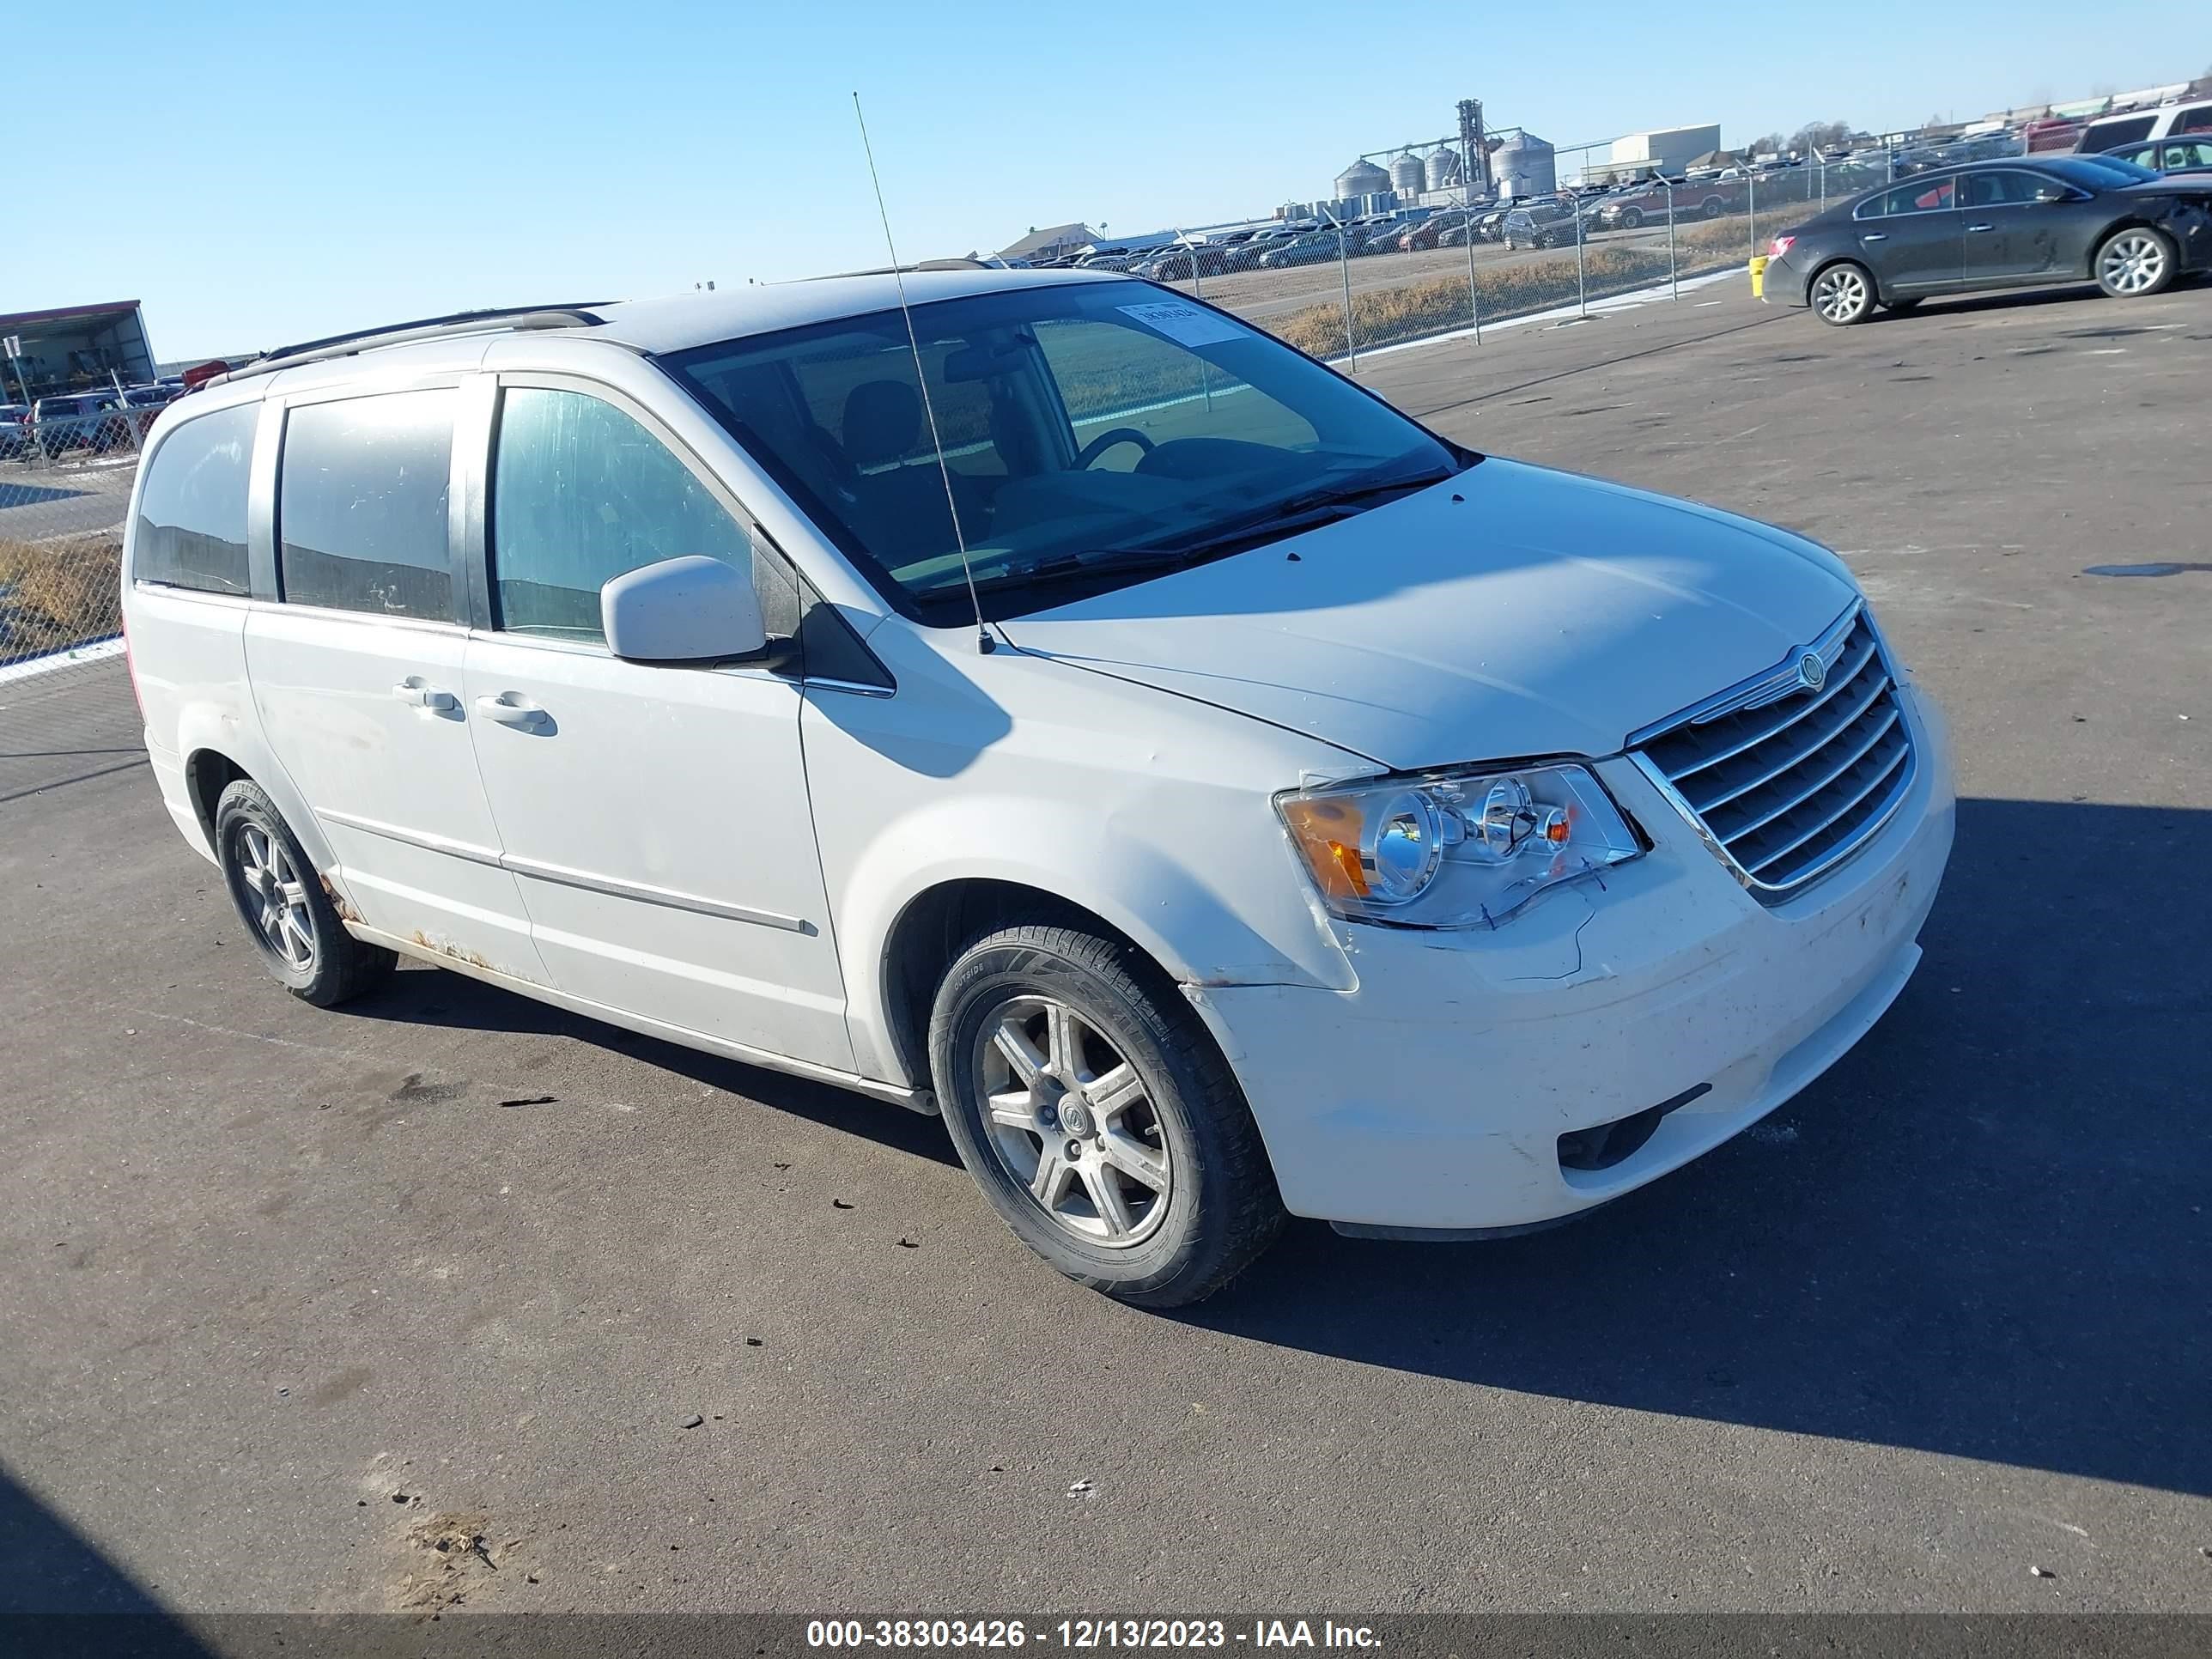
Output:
2094,227,2176,298
929,921,1285,1306
216,779,395,1006
1810,261,1876,325
1618,207,1644,230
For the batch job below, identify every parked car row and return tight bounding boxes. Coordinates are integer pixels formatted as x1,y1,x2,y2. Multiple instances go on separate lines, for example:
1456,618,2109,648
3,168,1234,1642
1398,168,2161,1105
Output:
0,380,184,463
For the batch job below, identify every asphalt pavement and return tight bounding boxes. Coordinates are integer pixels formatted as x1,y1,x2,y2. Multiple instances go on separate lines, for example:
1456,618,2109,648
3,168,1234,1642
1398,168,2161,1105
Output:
3,278,2206,1620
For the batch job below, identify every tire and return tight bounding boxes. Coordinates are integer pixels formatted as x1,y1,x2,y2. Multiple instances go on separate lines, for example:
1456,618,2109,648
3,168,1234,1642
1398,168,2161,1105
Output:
1619,207,1644,230
2094,226,2176,299
1703,197,1726,220
1809,260,1877,325
215,779,395,1006
928,921,1285,1307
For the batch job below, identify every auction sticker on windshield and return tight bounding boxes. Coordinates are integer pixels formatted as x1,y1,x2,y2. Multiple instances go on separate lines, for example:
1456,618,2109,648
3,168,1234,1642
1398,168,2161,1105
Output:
1117,301,1244,348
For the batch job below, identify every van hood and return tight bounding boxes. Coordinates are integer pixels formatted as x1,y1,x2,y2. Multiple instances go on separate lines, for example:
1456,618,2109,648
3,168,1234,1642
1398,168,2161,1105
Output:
1003,458,1859,772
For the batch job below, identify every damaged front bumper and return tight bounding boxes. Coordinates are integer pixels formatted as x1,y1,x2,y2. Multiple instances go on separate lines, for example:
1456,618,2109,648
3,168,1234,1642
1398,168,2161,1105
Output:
1193,685,1955,1234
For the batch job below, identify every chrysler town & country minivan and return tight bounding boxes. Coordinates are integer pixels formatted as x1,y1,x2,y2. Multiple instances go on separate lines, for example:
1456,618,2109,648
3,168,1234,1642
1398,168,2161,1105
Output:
122,270,1954,1304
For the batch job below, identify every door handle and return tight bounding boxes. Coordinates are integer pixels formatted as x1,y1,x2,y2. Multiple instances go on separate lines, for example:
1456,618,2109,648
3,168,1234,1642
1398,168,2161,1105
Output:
1860,232,1887,242
392,679,457,713
1966,222,1994,233
476,694,549,728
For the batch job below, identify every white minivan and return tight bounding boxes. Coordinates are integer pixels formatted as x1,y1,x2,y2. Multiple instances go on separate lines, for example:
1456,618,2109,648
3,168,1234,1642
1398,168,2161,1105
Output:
122,270,1954,1304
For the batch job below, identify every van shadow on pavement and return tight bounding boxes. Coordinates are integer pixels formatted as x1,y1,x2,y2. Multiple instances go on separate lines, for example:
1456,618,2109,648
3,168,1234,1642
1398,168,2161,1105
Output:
1182,796,2209,1501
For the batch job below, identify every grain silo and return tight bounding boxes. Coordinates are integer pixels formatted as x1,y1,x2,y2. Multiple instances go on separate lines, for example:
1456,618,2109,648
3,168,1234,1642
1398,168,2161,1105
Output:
1492,131,1556,198
1333,159,1391,204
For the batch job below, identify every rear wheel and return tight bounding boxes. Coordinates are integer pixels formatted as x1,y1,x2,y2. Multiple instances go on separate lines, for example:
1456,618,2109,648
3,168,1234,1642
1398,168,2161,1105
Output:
216,780,394,1006
1703,197,1727,220
929,921,1285,1306
2094,227,2175,298
1810,261,1876,325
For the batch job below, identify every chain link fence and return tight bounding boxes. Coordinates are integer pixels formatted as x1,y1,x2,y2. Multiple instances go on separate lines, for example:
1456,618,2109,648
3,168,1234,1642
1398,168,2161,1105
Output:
1,402,145,688
1093,132,2022,368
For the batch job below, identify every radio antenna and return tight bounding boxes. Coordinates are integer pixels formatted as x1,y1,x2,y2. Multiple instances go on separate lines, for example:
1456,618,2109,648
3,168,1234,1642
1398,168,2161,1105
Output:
852,92,993,654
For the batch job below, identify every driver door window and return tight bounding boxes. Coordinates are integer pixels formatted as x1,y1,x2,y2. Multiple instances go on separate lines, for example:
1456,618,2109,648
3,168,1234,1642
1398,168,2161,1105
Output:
489,387,755,642
1963,171,2042,207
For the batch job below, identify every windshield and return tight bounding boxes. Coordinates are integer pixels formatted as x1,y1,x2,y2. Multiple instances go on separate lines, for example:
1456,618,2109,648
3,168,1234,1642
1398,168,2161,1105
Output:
2044,155,2158,187
662,280,1466,623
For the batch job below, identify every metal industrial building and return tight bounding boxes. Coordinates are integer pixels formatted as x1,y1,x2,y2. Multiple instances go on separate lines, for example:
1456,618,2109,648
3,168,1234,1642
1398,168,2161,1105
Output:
1585,124,1723,185
0,301,157,402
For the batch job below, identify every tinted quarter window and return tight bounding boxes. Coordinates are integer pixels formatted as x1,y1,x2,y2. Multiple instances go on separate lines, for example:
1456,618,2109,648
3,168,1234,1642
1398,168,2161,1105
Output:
2176,107,2212,134
278,390,455,619
490,387,754,642
133,402,256,594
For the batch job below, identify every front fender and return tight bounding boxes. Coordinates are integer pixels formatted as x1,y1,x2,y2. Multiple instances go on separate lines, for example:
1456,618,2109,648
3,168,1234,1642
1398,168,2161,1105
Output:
833,793,1357,1087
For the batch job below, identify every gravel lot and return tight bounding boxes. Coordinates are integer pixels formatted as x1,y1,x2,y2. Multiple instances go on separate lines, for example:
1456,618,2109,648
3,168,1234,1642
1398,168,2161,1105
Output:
3,278,2206,1622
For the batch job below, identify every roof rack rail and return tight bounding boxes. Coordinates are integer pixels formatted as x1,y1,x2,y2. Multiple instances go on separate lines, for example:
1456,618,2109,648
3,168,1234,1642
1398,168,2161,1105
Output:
215,302,614,385
797,258,997,283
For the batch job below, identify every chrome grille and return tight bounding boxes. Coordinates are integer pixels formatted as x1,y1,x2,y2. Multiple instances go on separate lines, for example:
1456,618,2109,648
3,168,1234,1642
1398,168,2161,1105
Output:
1632,605,1916,898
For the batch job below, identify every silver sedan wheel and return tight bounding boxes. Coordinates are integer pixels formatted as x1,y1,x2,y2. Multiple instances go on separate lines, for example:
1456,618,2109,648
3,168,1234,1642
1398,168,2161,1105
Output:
1813,264,1871,323
2099,231,2167,295
236,824,316,969
973,996,1172,1248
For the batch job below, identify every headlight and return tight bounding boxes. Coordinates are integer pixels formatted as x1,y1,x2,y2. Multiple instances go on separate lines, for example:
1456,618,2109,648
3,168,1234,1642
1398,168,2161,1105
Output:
1277,763,1642,929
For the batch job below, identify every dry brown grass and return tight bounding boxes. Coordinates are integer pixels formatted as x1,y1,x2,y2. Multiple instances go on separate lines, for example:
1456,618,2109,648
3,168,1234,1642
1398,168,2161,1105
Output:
1261,244,1693,357
0,532,123,663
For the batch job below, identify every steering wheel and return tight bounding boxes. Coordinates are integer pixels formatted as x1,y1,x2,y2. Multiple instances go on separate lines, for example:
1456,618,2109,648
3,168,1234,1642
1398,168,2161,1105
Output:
1074,427,1156,470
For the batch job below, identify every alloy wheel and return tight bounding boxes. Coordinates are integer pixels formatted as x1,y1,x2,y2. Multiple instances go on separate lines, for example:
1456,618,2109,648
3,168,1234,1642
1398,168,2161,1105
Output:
2099,232,2166,295
1813,265,1870,323
235,824,316,969
973,996,1172,1247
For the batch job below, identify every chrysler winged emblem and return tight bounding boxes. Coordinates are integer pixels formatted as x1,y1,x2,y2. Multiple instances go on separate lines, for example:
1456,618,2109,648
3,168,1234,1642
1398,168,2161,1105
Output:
1796,650,1827,692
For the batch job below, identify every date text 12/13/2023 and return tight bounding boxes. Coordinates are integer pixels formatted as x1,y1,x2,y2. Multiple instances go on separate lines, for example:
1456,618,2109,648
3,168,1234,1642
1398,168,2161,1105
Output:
805,1618,1382,1649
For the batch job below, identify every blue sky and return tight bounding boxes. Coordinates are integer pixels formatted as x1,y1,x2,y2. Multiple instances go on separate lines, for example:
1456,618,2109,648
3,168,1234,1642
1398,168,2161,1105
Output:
15,1,2203,357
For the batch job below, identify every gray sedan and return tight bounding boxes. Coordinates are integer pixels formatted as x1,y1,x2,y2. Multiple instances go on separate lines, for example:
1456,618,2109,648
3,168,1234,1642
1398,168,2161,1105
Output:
1762,155,2212,325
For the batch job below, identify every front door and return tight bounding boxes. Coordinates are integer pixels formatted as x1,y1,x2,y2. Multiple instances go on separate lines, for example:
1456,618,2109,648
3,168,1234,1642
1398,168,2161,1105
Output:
1858,174,1962,293
246,384,546,981
460,380,854,1072
1960,169,2064,283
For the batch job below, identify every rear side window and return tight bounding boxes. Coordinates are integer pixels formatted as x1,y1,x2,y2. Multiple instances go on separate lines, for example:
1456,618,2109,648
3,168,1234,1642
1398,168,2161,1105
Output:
2081,116,2156,151
489,387,753,642
2179,107,2212,135
1870,178,1956,216
134,402,256,594
277,390,455,619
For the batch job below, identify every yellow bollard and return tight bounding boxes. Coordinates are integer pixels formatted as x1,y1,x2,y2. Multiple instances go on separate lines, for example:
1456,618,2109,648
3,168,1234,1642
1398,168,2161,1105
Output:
1748,255,1768,299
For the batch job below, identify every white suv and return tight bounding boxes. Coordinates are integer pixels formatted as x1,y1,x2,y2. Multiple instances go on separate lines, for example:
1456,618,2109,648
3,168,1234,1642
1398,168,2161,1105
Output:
122,271,1954,1304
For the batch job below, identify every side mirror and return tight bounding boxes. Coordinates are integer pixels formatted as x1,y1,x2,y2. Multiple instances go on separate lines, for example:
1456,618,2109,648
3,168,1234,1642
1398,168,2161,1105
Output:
601,556,766,665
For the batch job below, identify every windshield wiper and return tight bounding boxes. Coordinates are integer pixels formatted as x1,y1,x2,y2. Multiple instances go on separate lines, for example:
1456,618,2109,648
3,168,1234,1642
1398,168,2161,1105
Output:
923,462,1464,611
1093,462,1460,565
